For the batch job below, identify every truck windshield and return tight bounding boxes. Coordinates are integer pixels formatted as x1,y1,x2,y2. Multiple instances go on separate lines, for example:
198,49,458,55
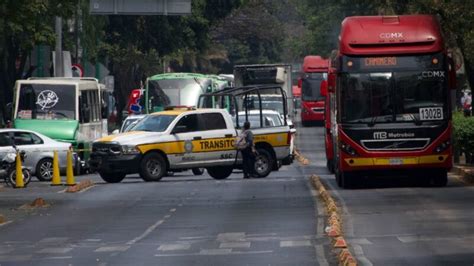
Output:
340,55,448,124
16,84,76,120
147,78,212,111
302,72,326,101
131,114,177,132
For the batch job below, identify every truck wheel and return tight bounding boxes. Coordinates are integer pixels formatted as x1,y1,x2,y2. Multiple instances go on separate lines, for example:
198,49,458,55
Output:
100,172,126,183
192,168,205,176
140,153,166,182
254,148,273,178
207,166,233,180
36,158,53,181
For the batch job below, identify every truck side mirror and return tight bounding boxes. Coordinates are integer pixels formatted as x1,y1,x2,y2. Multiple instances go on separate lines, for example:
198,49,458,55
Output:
320,80,328,97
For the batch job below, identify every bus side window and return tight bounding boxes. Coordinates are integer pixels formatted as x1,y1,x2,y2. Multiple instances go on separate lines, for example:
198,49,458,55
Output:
79,95,90,123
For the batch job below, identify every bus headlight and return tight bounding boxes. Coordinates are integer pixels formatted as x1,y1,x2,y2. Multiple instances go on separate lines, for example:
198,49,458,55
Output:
434,140,450,153
340,141,358,156
121,145,140,155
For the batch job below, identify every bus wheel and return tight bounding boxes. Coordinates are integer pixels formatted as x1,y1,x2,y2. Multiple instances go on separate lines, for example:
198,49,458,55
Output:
192,168,205,176
207,166,233,180
99,172,126,183
140,153,166,182
341,171,355,189
326,159,334,174
335,171,342,187
254,148,273,178
431,170,448,187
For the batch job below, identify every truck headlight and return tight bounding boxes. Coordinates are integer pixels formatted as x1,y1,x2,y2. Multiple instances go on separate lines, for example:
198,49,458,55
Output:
121,145,140,155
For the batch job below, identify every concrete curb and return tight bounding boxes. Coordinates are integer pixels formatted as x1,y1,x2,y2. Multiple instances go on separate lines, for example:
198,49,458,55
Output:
294,149,310,165
310,175,358,266
66,179,95,193
451,165,474,184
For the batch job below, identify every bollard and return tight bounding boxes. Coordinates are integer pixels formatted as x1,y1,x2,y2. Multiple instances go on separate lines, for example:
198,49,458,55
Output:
51,151,62,186
14,151,25,188
66,150,76,186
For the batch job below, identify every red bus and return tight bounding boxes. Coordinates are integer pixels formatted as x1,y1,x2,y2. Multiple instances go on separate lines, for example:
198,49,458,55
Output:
300,55,329,126
328,15,456,188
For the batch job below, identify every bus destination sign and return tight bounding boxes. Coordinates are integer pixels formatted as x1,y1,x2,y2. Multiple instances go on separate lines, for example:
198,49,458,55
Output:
364,57,397,67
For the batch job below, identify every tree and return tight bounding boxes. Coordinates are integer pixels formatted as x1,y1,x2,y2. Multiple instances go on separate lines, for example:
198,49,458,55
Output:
0,1,75,124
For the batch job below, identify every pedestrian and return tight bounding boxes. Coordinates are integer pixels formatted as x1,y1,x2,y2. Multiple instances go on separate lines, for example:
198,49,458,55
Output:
236,121,257,179
461,90,472,117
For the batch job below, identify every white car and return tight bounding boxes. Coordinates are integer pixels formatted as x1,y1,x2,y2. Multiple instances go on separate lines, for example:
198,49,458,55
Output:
0,129,75,181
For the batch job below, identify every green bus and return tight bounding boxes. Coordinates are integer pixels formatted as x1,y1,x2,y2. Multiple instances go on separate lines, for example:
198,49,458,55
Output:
142,73,232,113
12,77,112,172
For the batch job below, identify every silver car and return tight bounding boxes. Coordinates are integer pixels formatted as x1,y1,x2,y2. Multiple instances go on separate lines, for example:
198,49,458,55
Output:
0,129,75,181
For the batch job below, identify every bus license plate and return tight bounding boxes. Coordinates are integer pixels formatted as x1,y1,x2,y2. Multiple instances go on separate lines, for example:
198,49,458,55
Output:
389,158,403,165
419,107,443,120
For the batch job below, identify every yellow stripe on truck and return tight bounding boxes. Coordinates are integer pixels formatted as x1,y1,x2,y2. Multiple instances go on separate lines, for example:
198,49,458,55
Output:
344,154,448,166
137,133,289,155
138,137,236,154
255,132,289,147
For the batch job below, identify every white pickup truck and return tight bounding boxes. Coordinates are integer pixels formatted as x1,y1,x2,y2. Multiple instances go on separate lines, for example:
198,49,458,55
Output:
89,107,293,183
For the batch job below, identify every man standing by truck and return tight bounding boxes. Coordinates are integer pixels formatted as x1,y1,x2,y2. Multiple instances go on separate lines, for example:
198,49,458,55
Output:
237,121,257,179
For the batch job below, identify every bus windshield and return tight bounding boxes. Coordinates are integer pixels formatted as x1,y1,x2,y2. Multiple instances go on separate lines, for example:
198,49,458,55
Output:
340,55,448,124
131,114,177,132
302,73,326,102
16,84,76,120
146,78,212,111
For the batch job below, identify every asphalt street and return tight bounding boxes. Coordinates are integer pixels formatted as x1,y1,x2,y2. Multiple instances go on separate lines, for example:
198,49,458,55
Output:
1,118,473,265
0,146,333,265
296,122,474,266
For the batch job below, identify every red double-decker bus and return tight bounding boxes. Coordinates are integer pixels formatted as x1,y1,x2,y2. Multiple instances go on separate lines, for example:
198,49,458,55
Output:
328,15,456,188
300,56,329,126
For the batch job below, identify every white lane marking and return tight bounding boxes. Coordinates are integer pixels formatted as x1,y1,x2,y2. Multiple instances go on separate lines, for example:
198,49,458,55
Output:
199,249,232,255
94,246,130,252
170,208,176,212
315,245,329,266
0,221,13,227
351,238,373,245
41,256,73,260
83,239,102,242
36,248,73,254
38,237,68,243
158,244,191,251
0,255,33,261
280,240,312,247
154,250,273,257
219,242,251,249
353,245,374,266
217,232,245,242
164,214,171,219
179,236,213,240
126,219,165,245
397,235,474,243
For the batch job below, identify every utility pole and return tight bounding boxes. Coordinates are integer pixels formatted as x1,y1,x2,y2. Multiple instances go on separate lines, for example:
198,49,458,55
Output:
54,16,64,77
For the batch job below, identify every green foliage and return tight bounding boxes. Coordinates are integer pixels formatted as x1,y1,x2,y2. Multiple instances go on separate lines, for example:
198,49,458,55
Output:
453,112,474,160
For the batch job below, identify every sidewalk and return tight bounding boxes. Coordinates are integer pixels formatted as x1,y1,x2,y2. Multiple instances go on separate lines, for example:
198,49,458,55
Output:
451,164,474,184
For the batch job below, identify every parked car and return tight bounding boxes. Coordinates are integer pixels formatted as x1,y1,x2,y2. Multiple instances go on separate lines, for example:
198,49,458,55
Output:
0,129,76,181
